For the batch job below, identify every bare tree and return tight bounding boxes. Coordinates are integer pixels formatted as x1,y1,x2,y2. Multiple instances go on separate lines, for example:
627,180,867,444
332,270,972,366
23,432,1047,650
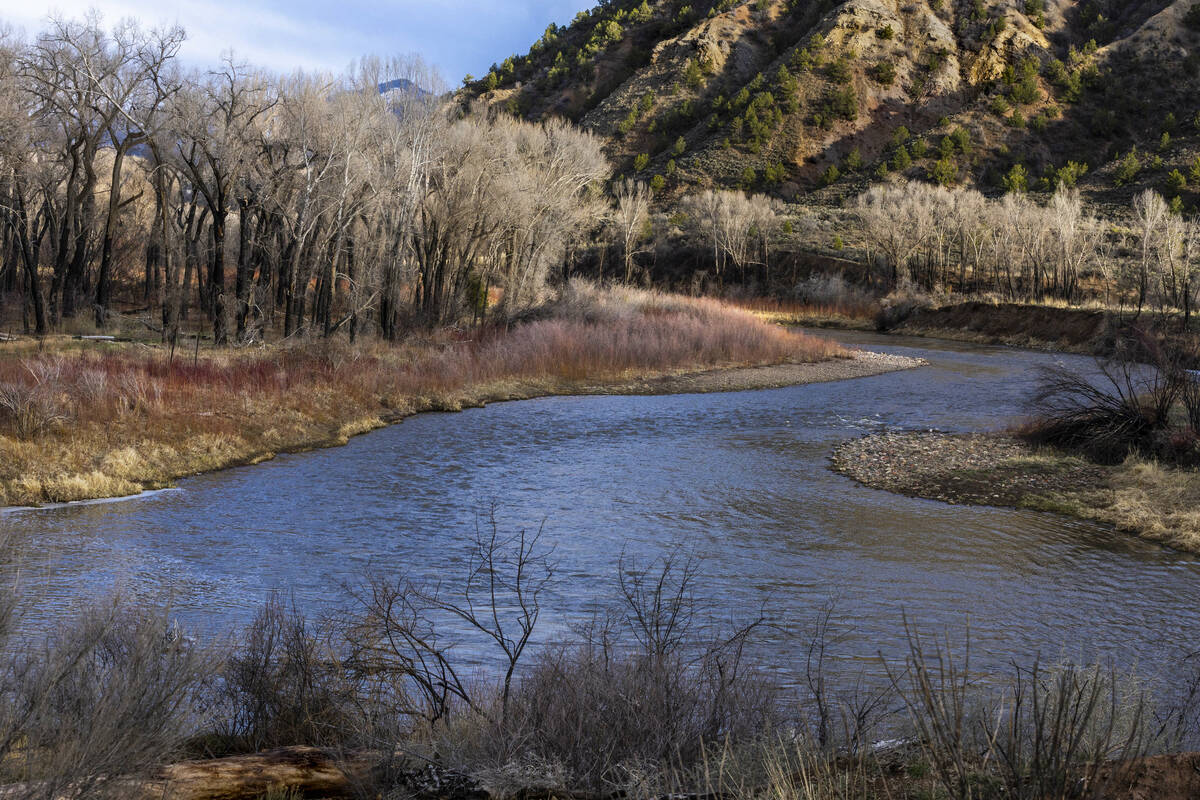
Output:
610,179,651,283
682,189,781,283
1132,189,1169,315
171,58,276,344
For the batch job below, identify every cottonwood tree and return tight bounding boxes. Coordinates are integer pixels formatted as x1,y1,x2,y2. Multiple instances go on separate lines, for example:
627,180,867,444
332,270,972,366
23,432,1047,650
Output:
854,183,937,288
0,27,49,333
1132,189,1169,315
682,189,781,283
490,115,607,313
69,20,184,327
854,181,1104,302
171,58,276,344
611,179,651,283
410,113,606,324
19,15,118,323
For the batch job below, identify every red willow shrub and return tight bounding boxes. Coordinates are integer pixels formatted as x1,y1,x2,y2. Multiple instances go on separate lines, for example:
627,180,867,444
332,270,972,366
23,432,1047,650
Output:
0,289,841,443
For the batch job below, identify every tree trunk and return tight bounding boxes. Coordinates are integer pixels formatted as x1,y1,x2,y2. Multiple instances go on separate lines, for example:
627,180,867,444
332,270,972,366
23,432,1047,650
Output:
210,211,228,344
95,141,130,328
235,198,252,342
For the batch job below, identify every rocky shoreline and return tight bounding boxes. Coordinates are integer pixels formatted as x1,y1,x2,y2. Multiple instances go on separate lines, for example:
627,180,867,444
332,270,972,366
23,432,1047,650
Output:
831,431,1200,554
831,431,1109,509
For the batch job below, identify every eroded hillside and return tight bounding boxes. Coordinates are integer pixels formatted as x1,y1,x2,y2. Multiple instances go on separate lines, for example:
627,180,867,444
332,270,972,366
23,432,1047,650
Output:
461,0,1200,205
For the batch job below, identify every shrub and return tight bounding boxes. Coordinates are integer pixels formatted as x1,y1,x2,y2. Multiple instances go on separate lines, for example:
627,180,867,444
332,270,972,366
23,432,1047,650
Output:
843,147,863,172
1115,150,1142,186
930,156,957,186
826,55,852,84
950,126,971,154
888,623,1153,800
1009,75,1040,105
0,600,215,795
1003,163,1028,193
634,153,650,171
870,61,896,85
0,377,67,439
1052,160,1088,189
1026,337,1182,463
214,595,359,753
439,552,777,792
1167,169,1188,196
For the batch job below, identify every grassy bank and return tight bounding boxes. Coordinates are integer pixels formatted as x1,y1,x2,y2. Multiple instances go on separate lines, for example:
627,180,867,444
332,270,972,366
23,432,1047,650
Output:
833,432,1200,553
0,285,875,508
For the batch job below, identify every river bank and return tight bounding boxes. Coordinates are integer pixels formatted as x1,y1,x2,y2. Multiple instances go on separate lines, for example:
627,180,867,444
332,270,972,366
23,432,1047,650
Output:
0,289,920,509
751,298,1154,355
833,431,1200,554
0,352,914,510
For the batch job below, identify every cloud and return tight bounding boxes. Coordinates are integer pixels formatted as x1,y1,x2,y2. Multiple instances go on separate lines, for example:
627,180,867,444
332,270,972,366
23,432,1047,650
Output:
0,0,592,83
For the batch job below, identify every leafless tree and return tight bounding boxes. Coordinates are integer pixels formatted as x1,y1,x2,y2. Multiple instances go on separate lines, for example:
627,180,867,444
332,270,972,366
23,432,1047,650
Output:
611,179,651,283
1132,189,1169,315
682,189,780,283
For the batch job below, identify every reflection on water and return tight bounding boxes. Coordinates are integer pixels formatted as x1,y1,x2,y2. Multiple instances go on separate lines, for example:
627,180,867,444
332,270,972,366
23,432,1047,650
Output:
3,331,1199,688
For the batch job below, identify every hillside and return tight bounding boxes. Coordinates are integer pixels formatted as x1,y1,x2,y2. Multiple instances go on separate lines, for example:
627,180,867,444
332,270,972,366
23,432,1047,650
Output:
460,0,1200,206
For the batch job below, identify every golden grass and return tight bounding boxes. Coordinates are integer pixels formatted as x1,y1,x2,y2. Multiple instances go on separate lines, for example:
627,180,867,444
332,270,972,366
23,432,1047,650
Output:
1098,459,1200,552
727,297,879,331
0,288,846,507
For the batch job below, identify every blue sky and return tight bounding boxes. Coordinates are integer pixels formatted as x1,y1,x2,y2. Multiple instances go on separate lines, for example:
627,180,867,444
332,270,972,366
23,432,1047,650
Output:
1,1,594,83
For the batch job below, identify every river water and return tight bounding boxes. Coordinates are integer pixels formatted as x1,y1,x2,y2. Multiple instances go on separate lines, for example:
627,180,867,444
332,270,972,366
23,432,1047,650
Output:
3,330,1198,687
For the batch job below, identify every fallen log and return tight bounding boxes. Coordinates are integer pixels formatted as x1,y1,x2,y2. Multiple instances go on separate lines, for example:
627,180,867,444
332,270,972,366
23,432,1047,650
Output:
149,746,368,800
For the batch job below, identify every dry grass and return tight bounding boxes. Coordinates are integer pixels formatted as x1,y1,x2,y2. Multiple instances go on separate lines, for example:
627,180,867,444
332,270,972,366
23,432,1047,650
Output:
1100,459,1200,553
0,285,843,507
727,297,880,330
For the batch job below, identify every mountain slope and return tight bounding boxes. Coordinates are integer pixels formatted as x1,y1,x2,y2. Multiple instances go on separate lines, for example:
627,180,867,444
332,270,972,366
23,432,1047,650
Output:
459,0,1200,205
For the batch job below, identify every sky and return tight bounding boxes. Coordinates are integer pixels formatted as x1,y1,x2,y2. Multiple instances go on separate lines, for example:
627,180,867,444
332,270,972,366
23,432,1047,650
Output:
1,0,594,85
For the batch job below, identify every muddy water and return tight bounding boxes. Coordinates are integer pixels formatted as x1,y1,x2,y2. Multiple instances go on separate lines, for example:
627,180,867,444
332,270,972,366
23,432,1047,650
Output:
4,331,1198,686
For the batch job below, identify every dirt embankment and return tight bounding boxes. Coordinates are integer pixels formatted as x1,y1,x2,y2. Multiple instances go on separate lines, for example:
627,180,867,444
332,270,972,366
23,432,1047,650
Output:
832,431,1200,554
889,302,1110,352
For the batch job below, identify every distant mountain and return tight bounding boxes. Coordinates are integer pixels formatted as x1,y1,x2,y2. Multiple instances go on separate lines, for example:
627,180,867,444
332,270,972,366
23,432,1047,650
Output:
378,78,431,96
458,0,1200,205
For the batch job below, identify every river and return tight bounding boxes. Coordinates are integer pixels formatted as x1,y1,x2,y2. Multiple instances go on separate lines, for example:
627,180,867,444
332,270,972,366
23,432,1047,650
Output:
4,330,1198,689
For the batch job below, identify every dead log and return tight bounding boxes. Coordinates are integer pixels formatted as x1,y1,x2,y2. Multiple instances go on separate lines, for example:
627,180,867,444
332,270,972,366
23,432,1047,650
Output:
149,746,369,800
